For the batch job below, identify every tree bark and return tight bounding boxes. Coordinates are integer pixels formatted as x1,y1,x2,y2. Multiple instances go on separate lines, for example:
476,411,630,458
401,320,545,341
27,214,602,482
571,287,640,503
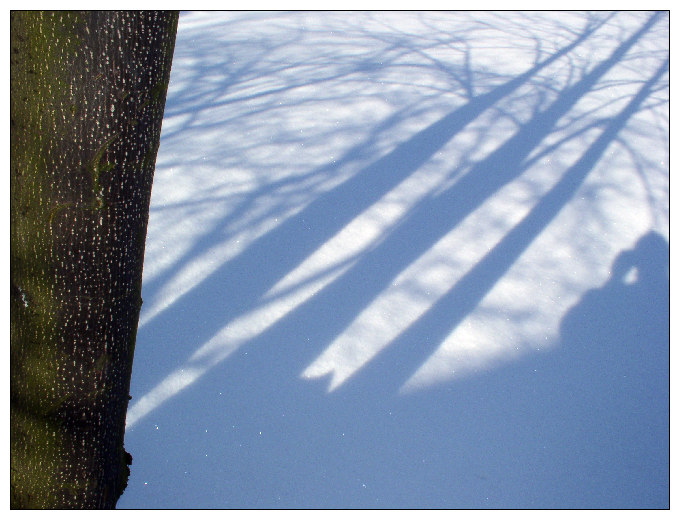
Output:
10,11,178,508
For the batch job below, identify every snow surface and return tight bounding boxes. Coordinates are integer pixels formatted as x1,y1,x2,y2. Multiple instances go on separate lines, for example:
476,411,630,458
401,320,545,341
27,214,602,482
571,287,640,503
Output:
118,11,669,509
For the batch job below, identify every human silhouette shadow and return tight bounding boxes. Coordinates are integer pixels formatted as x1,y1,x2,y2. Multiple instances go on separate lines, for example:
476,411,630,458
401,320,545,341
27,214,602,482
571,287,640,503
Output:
541,231,669,508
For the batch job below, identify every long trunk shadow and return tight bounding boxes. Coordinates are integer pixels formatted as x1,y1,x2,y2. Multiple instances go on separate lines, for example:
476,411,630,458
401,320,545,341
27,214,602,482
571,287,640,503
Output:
138,102,419,317
338,55,669,397
239,13,662,391
136,16,607,367
128,13,661,424
201,47,667,509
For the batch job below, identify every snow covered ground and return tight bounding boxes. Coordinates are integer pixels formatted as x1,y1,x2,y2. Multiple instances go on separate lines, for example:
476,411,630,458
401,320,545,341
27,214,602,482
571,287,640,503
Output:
118,11,669,508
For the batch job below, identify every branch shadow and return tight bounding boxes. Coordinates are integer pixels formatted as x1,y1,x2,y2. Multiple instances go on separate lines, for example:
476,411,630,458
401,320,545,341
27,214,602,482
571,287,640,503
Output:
132,10,618,389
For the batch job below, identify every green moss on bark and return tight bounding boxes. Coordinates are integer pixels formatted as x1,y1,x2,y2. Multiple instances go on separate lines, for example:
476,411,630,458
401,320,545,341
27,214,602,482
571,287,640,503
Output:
11,11,178,509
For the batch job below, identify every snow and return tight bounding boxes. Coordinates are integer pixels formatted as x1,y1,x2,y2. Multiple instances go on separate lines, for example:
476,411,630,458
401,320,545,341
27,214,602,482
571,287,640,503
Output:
118,11,669,509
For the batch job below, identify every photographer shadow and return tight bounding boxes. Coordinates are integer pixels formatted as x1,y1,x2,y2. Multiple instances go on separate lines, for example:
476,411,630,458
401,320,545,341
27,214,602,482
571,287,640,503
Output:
553,231,669,507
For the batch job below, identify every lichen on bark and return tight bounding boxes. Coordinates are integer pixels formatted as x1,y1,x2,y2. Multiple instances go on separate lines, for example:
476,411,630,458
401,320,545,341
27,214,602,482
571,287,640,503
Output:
11,11,178,509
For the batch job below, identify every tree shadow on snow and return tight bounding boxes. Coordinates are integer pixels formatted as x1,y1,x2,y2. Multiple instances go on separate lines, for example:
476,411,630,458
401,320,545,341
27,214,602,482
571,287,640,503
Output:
119,12,668,509
132,10,618,390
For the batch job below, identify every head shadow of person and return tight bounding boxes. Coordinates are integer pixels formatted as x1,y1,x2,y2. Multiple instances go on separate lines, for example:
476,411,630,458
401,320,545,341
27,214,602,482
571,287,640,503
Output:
560,230,669,368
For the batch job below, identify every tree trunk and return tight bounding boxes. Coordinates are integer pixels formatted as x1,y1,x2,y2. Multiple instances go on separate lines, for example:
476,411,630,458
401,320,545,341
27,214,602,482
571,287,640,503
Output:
10,11,178,508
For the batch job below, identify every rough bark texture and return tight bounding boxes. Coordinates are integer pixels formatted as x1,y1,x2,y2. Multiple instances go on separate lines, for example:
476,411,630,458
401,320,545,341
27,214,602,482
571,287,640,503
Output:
10,11,178,509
